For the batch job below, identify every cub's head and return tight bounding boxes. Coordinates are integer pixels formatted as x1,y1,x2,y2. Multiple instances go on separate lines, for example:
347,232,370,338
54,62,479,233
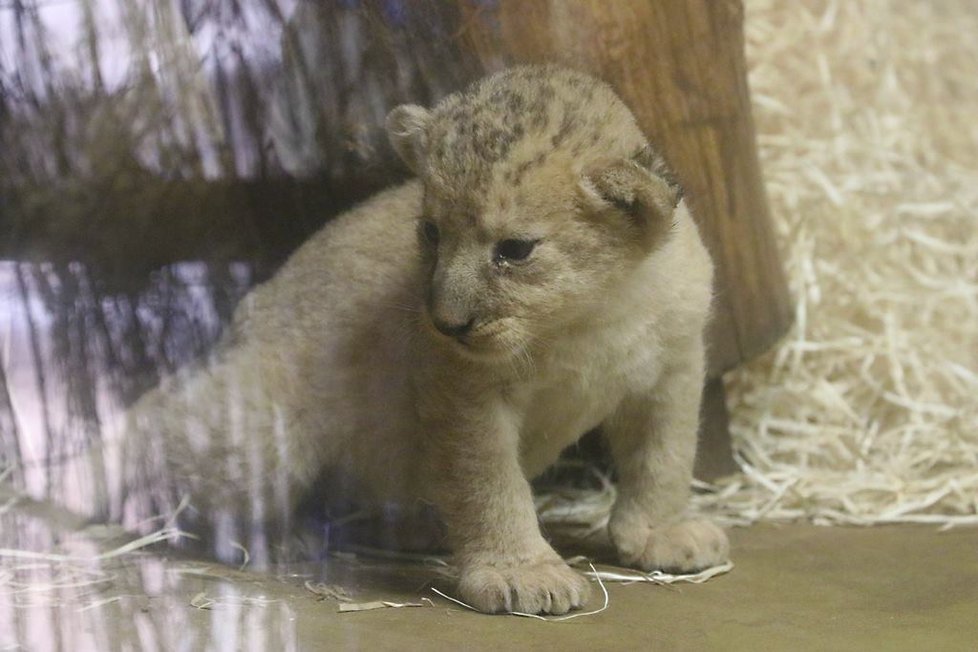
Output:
386,66,683,361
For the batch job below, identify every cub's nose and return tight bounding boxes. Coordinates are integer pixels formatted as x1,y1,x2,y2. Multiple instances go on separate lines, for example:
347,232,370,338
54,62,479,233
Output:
432,316,475,338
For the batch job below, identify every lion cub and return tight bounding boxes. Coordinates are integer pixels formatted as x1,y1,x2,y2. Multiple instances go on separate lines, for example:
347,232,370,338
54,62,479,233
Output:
127,65,728,614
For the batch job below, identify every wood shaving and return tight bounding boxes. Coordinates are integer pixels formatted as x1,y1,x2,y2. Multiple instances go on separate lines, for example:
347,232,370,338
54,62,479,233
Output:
304,580,353,602
695,0,978,528
338,598,432,613
573,560,734,586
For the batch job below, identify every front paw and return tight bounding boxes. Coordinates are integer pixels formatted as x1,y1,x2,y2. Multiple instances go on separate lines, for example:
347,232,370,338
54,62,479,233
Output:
610,516,729,573
457,556,591,615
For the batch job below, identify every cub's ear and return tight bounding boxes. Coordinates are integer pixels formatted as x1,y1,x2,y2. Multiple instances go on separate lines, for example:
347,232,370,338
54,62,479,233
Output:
580,146,684,247
386,104,431,174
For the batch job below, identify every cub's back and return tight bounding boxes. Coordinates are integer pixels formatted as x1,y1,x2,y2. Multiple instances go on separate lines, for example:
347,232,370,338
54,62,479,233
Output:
239,181,423,348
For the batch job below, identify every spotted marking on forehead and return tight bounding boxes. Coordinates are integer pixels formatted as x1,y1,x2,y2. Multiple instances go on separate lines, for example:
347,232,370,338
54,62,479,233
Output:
422,66,635,198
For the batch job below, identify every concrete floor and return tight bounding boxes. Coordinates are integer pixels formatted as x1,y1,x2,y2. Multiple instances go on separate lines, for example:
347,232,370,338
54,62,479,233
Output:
4,520,975,650
281,525,978,651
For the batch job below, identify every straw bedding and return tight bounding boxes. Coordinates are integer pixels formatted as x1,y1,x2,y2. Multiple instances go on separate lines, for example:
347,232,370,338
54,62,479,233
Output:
687,0,978,527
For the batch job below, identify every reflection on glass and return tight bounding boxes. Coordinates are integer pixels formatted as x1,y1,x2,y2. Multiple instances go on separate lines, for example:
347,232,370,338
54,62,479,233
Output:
1,0,491,646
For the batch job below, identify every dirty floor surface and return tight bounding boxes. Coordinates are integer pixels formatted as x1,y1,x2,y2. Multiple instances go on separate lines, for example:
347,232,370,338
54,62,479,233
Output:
2,519,975,651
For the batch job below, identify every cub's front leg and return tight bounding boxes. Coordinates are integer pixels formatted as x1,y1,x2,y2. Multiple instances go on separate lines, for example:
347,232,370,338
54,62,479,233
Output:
604,345,729,572
422,397,590,615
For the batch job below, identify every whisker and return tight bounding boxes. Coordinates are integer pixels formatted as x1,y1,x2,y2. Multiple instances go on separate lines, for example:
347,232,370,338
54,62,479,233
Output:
383,301,424,315
509,331,537,379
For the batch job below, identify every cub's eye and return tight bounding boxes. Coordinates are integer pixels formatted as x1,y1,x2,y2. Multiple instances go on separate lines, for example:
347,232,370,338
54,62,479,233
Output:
493,238,538,263
419,220,440,247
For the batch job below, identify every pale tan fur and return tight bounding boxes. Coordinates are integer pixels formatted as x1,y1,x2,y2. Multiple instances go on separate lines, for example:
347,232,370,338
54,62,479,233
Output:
124,66,728,614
